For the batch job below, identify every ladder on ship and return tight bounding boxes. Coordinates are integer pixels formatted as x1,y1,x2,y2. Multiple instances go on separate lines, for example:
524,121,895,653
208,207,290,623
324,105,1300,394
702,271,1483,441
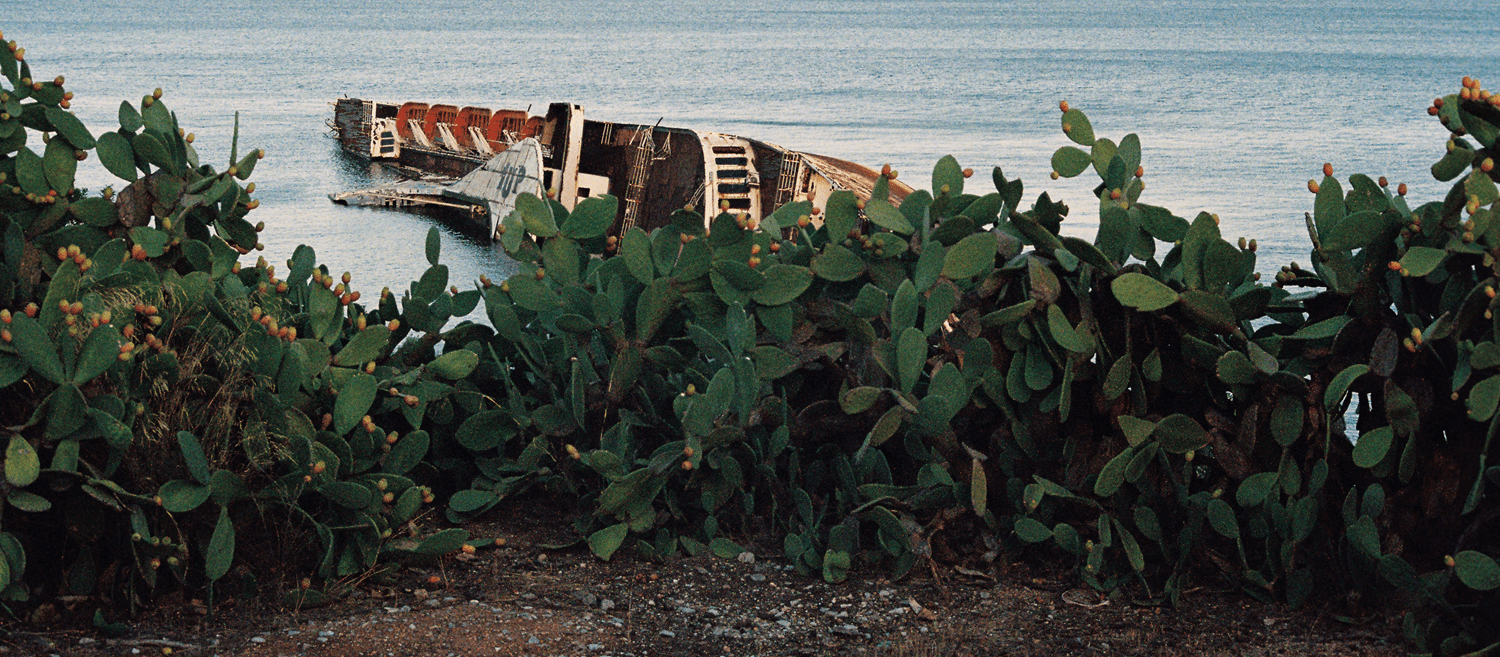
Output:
621,128,654,231
772,152,803,208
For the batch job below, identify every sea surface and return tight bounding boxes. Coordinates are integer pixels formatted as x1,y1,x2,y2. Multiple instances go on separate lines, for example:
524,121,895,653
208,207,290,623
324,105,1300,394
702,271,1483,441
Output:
10,1,1500,299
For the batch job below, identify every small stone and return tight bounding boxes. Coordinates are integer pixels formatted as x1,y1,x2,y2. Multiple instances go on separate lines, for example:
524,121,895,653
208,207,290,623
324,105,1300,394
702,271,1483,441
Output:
750,574,766,582
587,643,605,651
527,636,540,645
659,630,676,638
736,551,755,564
599,599,615,612
677,606,695,615
834,624,860,636
249,637,266,644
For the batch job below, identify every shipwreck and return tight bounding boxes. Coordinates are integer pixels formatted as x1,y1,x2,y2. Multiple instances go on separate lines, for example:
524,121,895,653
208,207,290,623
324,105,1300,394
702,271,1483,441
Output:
328,99,911,240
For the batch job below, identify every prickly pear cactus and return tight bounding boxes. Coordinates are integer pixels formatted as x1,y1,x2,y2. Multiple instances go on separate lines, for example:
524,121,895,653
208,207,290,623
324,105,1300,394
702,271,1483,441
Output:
0,35,500,616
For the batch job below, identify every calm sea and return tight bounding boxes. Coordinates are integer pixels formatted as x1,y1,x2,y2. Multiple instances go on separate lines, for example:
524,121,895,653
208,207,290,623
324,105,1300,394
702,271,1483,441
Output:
11,1,1500,298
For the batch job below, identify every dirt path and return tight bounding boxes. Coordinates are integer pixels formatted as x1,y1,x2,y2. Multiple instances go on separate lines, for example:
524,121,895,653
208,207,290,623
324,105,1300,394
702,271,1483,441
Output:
5,504,1405,657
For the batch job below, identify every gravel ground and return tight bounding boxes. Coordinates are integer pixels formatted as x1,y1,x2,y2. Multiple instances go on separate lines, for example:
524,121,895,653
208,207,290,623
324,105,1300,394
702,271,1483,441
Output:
3,499,1408,657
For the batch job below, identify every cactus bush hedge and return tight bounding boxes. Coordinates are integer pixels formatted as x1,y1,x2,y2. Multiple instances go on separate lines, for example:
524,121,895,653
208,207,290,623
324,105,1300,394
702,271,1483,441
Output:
1,34,1498,654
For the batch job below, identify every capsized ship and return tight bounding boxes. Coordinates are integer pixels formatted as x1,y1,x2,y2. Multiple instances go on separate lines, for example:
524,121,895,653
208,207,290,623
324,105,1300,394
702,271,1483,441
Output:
328,99,911,240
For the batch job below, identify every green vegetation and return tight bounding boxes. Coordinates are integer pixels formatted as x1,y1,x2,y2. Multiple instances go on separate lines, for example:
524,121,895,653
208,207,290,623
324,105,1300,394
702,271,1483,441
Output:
2,34,1499,655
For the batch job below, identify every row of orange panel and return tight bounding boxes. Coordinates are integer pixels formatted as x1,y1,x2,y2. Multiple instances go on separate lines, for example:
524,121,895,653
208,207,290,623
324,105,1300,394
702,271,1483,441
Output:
393,102,544,151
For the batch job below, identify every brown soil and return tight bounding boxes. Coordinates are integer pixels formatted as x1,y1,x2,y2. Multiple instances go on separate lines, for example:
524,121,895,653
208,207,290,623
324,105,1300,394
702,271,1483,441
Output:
4,496,1405,657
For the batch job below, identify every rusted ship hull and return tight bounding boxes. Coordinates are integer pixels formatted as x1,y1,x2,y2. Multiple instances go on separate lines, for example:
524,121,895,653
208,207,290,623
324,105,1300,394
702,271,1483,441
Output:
330,98,909,239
